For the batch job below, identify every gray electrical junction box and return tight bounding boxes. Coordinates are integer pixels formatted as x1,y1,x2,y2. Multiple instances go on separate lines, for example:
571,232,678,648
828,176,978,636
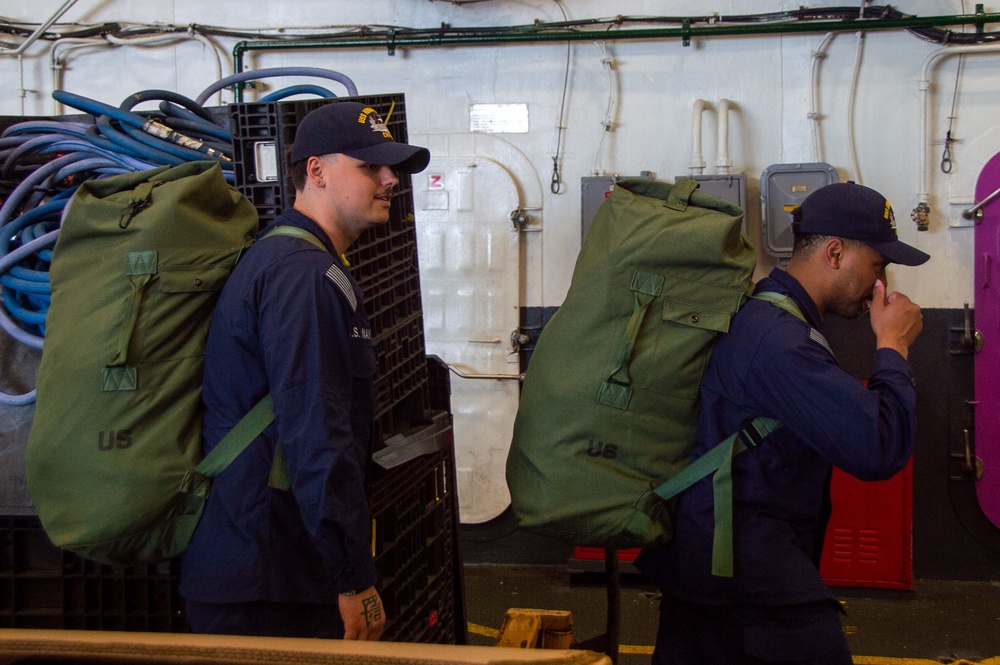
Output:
760,162,837,258
674,173,747,210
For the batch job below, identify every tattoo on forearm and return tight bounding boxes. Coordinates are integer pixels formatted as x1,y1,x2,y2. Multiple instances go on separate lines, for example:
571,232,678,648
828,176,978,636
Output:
361,595,383,626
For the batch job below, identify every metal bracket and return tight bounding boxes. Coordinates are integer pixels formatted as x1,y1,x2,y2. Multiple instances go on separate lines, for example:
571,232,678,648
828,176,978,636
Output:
511,329,530,351
510,208,528,230
511,207,543,233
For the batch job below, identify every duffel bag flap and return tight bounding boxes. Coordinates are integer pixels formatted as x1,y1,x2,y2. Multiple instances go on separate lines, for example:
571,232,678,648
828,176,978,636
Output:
506,177,755,549
26,161,259,565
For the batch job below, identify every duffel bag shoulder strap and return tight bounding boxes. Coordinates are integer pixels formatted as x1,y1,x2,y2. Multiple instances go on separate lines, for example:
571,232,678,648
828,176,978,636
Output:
195,394,275,478
651,416,782,578
752,290,805,322
264,224,327,251
649,290,833,577
754,290,834,357
196,224,334,492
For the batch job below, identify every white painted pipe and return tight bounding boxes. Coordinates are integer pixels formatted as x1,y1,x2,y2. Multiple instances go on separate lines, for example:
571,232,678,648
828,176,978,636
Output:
809,33,837,163
50,33,228,114
106,32,226,104
917,43,1000,225
690,98,711,175
846,29,866,185
1,0,80,57
716,98,734,175
51,39,108,114
11,3,86,115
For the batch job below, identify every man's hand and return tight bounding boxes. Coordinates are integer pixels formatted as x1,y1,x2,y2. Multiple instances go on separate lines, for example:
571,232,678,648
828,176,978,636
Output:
869,279,923,359
339,587,386,641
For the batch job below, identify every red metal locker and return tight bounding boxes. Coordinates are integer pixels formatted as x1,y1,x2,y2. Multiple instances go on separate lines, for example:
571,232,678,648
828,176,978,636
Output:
820,462,913,590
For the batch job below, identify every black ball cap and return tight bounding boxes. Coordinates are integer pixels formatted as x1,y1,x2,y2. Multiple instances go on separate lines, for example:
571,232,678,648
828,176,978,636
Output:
793,182,930,266
290,101,430,174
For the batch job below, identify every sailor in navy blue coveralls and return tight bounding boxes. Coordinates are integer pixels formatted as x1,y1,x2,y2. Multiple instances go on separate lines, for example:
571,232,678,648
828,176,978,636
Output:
636,182,929,664
180,208,377,637
180,102,429,639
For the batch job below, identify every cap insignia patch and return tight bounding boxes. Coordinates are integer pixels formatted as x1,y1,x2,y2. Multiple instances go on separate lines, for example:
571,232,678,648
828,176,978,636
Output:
358,106,392,139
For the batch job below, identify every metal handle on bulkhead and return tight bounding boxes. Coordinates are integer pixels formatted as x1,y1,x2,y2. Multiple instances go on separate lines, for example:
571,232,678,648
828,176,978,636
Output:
962,183,1000,220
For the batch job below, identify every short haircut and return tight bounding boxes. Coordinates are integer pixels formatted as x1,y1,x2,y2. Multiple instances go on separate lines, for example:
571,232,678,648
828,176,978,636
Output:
793,233,866,257
288,147,307,192
793,233,832,255
791,205,828,255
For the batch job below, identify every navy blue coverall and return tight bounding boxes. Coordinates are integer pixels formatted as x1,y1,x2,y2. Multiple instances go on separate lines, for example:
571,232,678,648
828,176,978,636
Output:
180,208,377,637
636,268,917,664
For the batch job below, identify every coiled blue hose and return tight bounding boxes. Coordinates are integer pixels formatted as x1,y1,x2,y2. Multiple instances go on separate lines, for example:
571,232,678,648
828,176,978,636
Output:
121,90,219,124
0,66,358,406
194,67,358,105
54,90,234,164
159,115,232,143
95,114,186,166
121,90,235,147
260,84,336,102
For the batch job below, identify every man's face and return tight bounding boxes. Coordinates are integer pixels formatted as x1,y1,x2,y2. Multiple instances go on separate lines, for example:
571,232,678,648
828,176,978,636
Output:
828,240,889,319
317,153,400,234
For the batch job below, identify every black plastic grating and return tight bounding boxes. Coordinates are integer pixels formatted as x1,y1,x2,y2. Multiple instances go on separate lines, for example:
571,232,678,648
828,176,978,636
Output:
369,417,461,644
0,516,185,631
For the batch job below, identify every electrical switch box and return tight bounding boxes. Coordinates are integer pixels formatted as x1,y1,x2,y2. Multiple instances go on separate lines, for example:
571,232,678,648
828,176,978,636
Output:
674,173,747,210
760,162,837,258
581,173,657,242
581,176,616,242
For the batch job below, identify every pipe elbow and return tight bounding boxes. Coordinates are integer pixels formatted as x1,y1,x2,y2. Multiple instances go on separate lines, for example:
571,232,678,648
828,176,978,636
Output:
690,99,711,172
716,98,735,172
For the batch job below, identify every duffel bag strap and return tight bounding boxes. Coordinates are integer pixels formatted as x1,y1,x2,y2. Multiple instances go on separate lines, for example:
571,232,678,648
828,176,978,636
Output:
194,394,291,491
264,224,328,251
193,225,328,492
196,394,275,478
597,270,664,410
752,290,806,323
650,416,782,577
754,290,834,357
102,250,158,391
664,178,699,211
708,416,782,577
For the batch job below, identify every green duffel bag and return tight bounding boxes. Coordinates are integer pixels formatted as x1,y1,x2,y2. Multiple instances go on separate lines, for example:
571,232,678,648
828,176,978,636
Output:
506,177,765,560
26,161,265,566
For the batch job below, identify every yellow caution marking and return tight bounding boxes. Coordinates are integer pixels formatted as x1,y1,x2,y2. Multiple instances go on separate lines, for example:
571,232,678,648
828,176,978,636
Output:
619,644,655,655
467,621,499,639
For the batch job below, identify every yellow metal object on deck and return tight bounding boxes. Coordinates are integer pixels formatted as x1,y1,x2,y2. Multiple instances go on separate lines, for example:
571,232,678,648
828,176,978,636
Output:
496,609,575,650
